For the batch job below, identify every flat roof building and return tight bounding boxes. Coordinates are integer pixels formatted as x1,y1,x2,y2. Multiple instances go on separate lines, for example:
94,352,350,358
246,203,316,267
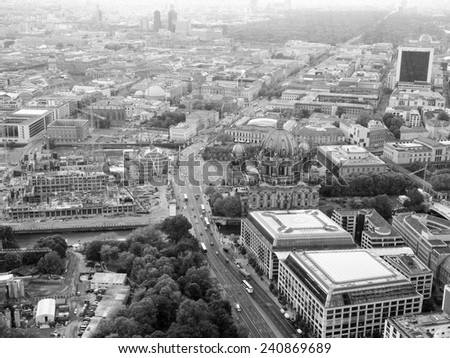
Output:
384,312,450,338
317,145,387,181
90,272,127,290
279,249,423,338
241,210,355,279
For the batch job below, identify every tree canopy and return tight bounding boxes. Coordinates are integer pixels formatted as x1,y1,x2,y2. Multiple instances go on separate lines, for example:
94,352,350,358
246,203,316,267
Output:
158,215,192,243
90,222,242,338
35,235,68,258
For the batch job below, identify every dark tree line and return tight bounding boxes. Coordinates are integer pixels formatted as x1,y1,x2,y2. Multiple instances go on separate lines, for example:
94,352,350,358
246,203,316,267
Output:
320,172,416,198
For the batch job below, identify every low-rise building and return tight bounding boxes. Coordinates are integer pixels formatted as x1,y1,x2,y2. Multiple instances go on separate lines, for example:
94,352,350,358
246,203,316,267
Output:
293,124,345,147
169,122,196,142
384,312,450,338
317,145,387,179
278,249,423,338
340,120,388,149
382,137,450,166
46,119,90,143
90,273,128,290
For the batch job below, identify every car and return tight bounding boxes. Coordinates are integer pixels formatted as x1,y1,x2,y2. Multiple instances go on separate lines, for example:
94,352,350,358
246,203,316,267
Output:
225,258,229,263
215,251,219,255
235,303,241,312
210,242,214,246
74,308,78,315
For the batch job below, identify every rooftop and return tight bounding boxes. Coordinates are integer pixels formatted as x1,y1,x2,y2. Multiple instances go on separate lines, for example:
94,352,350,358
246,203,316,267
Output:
247,210,354,248
305,250,397,285
91,272,127,286
388,312,450,338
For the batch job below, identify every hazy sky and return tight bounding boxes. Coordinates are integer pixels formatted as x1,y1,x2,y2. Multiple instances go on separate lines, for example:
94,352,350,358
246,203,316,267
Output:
6,0,450,11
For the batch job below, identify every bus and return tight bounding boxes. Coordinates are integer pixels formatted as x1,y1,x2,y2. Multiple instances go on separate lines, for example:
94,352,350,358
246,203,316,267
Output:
200,242,207,253
238,268,250,279
242,280,253,294
201,204,205,214
204,217,210,228
183,194,188,201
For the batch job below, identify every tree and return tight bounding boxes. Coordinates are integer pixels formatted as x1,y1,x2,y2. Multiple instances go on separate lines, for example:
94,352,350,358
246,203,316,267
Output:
216,133,233,143
158,215,192,243
335,106,345,118
35,235,68,258
373,195,393,220
37,251,65,275
0,226,19,249
437,112,450,122
84,240,104,262
355,112,371,127
332,121,340,128
222,197,242,217
100,244,120,263
404,188,425,212
4,252,22,271
204,186,217,196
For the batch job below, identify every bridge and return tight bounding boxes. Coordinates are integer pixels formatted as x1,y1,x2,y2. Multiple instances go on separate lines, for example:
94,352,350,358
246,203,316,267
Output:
0,247,52,255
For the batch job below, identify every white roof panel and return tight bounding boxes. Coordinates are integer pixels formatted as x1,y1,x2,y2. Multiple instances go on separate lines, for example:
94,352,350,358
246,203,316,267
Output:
306,250,396,284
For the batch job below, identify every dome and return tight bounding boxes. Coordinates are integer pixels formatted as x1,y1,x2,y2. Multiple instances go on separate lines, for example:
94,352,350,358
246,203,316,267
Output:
145,85,166,98
419,34,432,43
134,90,144,97
260,120,298,158
299,141,310,152
247,118,277,127
232,143,245,158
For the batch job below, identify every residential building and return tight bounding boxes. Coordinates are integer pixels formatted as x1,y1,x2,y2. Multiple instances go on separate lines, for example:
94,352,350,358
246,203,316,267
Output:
240,210,355,280
278,249,423,338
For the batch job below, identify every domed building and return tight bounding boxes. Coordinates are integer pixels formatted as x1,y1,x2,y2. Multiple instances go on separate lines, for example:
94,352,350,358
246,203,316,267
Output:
259,120,301,185
144,85,167,100
232,119,320,213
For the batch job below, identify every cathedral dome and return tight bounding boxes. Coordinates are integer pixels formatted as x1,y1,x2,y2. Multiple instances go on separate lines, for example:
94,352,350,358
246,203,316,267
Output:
232,143,245,158
299,141,310,152
260,120,298,158
145,85,166,98
419,34,432,43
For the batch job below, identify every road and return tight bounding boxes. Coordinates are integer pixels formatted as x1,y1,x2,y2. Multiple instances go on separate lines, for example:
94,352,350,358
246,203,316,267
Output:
170,139,298,338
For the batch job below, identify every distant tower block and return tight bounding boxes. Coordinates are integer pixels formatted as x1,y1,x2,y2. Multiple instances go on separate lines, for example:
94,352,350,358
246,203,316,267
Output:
153,10,162,31
396,47,434,84
14,309,20,328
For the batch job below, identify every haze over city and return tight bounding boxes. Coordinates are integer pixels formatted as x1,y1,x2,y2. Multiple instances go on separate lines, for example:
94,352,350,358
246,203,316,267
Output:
1,0,450,349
